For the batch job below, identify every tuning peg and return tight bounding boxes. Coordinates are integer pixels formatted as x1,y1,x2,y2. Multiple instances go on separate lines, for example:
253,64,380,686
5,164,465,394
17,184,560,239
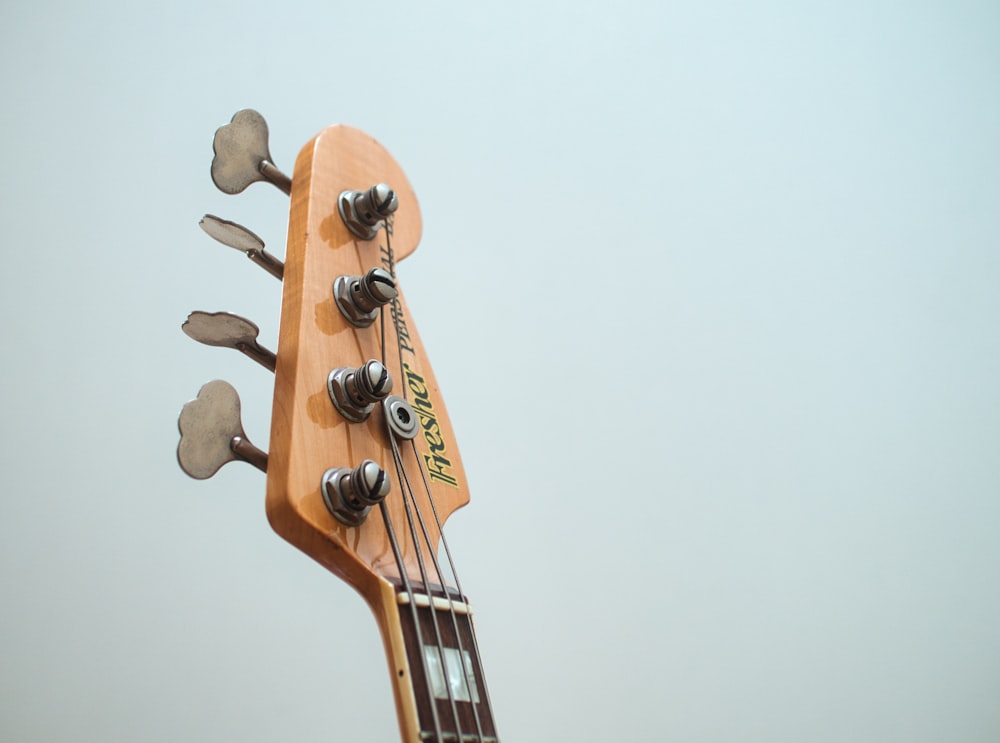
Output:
177,380,268,479
334,267,398,327
328,360,393,423
182,311,276,371
339,183,399,240
211,109,292,195
199,215,284,280
321,459,391,526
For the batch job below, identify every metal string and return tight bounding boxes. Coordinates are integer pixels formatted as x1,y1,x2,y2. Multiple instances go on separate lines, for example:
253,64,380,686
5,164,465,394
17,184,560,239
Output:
408,439,496,728
375,223,445,743
379,224,466,743
386,432,465,738
382,219,491,742
389,433,485,742
382,221,409,405
379,286,388,367
377,493,444,742
382,220,493,731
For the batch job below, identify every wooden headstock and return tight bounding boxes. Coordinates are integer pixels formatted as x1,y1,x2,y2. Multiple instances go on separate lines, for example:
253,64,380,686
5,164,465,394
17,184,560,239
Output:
266,124,470,608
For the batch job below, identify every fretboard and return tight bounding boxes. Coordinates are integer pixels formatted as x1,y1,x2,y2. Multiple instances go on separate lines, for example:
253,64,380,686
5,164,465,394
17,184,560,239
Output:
394,584,499,743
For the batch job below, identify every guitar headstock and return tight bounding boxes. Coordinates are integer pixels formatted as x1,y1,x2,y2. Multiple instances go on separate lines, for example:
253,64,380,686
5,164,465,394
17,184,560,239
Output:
179,113,471,604
266,124,469,602
178,112,497,743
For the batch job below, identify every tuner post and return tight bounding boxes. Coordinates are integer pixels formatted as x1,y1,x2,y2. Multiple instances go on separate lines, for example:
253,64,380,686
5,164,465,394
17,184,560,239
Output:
321,460,391,526
333,267,398,327
339,183,398,240
328,360,393,422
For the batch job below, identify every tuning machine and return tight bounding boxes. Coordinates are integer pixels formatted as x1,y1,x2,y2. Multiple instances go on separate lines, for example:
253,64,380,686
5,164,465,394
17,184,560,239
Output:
182,311,276,371
339,183,398,240
328,360,393,423
334,267,398,327
211,109,292,195
321,460,391,526
177,380,268,479
199,215,284,280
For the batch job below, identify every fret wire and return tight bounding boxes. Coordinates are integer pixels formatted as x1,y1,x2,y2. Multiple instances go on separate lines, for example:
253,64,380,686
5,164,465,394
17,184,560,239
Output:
409,437,497,723
392,435,485,742
387,433,465,739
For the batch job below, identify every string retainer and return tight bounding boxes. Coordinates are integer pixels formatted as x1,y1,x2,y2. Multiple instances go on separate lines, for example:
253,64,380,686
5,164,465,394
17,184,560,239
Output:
383,395,419,440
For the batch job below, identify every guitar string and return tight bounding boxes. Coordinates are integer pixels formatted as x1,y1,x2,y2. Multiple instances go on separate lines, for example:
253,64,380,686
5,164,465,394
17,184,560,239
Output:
382,219,492,731
377,265,446,743
391,435,486,742
376,498,444,742
379,224,470,741
382,219,466,594
382,222,409,415
382,221,486,741
386,432,465,739
380,275,388,369
408,438,496,728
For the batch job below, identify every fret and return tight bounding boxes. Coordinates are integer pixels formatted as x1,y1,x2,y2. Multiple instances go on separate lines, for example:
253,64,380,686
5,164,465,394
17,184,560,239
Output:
419,733,499,742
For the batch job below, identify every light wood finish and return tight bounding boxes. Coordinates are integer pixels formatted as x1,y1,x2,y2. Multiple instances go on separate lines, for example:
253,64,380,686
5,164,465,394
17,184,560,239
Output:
265,125,474,742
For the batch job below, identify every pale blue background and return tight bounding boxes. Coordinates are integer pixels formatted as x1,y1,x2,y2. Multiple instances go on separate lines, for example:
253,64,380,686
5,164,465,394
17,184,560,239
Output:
1,2,998,741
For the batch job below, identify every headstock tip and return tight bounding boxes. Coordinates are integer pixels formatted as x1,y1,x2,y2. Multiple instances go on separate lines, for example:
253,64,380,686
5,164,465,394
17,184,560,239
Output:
290,125,422,261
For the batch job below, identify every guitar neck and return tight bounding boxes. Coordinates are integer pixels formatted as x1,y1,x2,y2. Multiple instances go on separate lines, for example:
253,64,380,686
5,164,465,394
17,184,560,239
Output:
371,579,499,743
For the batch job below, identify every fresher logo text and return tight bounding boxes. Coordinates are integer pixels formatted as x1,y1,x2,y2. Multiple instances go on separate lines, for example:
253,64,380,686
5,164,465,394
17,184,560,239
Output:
403,362,459,488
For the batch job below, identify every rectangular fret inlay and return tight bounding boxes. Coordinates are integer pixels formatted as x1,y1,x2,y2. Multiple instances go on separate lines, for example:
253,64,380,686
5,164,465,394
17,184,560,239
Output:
423,646,480,703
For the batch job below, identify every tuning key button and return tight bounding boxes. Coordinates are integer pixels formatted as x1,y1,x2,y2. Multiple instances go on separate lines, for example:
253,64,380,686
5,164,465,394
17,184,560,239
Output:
177,380,268,479
338,183,399,240
334,267,398,327
211,109,292,195
182,311,277,371
199,215,285,280
321,460,391,526
328,360,393,422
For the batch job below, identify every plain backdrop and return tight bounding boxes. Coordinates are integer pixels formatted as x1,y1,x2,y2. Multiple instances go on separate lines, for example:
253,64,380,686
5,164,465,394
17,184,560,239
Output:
1,2,998,741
